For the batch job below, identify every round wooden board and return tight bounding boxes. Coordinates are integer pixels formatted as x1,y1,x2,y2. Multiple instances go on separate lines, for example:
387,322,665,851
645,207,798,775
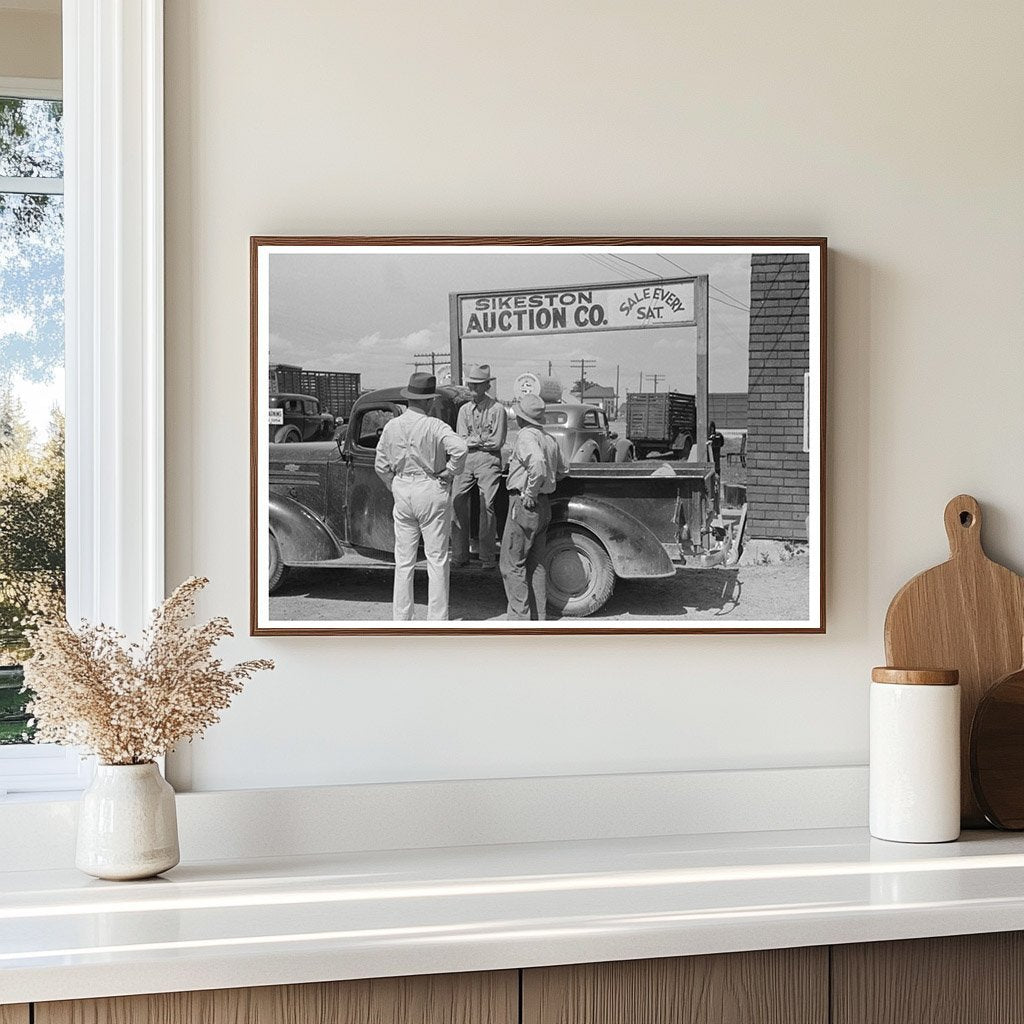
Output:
971,665,1024,829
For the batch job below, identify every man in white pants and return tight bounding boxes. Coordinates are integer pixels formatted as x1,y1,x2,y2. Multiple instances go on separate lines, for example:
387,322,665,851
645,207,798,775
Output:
374,373,467,621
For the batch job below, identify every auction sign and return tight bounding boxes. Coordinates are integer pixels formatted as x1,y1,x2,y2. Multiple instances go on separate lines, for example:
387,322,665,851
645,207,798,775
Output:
458,277,697,339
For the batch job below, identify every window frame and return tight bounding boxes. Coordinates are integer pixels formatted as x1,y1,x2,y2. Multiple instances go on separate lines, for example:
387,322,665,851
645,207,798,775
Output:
0,76,77,795
0,0,165,796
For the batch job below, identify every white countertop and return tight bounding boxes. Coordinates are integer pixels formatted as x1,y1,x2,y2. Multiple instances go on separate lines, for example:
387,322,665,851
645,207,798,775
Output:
4,826,1024,1005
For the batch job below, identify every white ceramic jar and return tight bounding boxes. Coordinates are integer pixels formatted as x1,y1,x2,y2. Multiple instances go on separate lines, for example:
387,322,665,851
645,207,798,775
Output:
76,762,180,880
870,667,961,843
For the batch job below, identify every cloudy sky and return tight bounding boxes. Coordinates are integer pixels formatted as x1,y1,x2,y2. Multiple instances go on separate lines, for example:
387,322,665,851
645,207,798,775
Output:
269,250,752,399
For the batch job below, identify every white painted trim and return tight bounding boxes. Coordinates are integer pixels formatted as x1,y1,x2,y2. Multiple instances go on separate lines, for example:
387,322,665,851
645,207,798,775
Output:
0,1,165,798
0,745,92,795
0,75,62,100
0,175,63,194
63,0,164,633
0,765,869,869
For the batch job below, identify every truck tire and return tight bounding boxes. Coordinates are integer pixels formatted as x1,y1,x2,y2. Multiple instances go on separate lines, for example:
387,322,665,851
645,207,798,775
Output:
545,526,615,617
672,434,693,460
274,425,301,443
268,531,289,593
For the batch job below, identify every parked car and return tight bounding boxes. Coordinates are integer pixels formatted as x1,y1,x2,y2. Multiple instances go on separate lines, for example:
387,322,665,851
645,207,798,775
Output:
540,403,633,463
268,393,335,443
267,386,723,617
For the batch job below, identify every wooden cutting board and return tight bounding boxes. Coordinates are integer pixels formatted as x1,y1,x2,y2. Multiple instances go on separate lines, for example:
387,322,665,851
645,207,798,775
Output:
884,494,1024,826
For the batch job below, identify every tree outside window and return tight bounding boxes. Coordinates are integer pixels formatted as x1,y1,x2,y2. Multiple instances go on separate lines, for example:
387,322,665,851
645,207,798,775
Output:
0,94,65,744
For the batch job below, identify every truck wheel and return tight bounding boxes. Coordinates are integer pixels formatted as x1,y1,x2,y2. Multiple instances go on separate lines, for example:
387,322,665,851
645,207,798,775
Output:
274,425,301,443
672,435,693,460
545,526,615,617
268,531,289,593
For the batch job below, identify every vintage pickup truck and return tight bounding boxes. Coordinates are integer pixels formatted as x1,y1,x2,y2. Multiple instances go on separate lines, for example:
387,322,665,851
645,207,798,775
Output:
268,386,730,617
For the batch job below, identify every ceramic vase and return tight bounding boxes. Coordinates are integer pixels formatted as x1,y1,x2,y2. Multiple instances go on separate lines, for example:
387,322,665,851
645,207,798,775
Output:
76,762,180,880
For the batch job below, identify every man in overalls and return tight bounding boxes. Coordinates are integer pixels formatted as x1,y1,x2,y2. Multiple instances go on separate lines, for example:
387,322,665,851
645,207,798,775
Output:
500,393,567,620
374,373,467,620
452,363,506,569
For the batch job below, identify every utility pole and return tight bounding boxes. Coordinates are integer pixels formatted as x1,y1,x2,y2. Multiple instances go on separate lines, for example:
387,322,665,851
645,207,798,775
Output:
413,351,448,376
637,370,643,392
573,358,596,402
615,364,621,419
548,360,553,377
645,373,665,394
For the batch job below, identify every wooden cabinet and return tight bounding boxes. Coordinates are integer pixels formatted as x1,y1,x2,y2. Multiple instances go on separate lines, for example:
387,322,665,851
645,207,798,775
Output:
832,932,1024,1024
34,971,517,1024
522,948,828,1024
13,933,1024,1024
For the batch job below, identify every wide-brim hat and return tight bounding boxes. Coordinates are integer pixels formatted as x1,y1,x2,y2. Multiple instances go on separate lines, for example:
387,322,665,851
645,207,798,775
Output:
514,393,546,427
401,371,441,401
464,363,495,384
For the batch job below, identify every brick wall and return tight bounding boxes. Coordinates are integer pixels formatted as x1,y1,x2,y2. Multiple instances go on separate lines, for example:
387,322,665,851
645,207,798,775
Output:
746,254,810,541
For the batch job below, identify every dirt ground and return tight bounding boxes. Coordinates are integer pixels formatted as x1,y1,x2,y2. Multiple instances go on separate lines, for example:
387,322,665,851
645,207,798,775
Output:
269,552,810,623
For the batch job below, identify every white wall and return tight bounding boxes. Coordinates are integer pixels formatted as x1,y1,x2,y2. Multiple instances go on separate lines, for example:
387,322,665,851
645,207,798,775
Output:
163,1,1024,792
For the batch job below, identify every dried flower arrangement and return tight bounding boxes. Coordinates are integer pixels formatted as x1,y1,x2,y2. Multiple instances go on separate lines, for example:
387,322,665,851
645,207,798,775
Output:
22,577,273,765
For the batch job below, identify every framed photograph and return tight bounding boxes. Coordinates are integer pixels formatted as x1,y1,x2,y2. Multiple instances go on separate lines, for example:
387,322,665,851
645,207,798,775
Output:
250,237,826,635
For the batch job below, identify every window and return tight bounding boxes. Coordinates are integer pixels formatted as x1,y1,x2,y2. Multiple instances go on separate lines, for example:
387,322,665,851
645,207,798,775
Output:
542,411,568,425
0,91,64,736
355,406,400,449
0,10,167,797
0,82,85,795
582,410,599,428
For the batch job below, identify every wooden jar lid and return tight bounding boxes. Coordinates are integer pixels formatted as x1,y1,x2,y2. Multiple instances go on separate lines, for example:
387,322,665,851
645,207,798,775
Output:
871,667,960,686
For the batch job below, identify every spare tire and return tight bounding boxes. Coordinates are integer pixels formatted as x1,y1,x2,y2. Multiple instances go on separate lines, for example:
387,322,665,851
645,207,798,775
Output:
544,526,615,617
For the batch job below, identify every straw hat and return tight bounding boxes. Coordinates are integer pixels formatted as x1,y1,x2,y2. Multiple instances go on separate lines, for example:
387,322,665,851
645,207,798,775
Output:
464,364,495,385
514,394,546,427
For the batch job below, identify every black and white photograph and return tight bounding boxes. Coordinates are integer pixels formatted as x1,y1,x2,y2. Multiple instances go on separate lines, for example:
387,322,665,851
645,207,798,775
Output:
251,238,825,634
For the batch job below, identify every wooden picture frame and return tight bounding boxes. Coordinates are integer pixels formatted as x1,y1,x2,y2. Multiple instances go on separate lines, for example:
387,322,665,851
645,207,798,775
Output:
250,237,826,635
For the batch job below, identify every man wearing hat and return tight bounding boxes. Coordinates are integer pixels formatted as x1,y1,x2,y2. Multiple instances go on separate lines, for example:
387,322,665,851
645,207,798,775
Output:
375,372,468,620
452,364,506,569
500,393,568,620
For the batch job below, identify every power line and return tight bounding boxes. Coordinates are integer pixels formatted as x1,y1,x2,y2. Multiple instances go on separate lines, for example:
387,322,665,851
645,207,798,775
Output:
644,372,665,393
606,252,663,280
658,254,750,310
608,254,747,314
585,253,648,281
592,252,751,314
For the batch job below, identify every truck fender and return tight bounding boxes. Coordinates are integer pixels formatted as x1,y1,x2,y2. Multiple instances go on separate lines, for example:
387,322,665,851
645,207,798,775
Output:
269,492,342,565
550,496,675,580
571,440,601,464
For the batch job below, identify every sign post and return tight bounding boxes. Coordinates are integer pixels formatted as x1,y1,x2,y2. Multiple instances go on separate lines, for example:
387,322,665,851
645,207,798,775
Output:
448,292,462,385
695,275,709,462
